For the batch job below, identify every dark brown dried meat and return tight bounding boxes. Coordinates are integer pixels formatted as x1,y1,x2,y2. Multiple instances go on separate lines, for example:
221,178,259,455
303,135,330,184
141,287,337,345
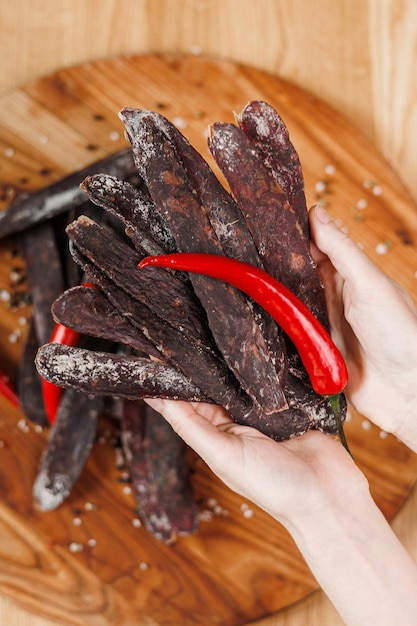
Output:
208,121,328,329
0,149,136,238
81,174,177,255
237,100,309,238
32,387,104,511
20,220,65,344
52,285,160,357
36,343,210,402
18,319,49,427
121,400,198,543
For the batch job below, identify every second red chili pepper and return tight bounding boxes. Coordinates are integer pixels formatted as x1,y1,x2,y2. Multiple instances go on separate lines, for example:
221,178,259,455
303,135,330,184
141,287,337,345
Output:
42,323,81,425
42,282,94,425
138,253,348,397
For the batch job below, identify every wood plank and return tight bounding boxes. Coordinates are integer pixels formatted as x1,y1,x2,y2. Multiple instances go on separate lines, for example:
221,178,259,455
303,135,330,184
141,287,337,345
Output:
0,54,416,625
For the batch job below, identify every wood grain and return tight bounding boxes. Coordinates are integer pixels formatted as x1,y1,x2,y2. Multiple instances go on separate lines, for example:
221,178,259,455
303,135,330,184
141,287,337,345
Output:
0,54,417,625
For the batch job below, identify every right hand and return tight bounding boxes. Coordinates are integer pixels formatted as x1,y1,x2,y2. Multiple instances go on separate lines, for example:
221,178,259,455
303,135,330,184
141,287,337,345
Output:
309,204,417,450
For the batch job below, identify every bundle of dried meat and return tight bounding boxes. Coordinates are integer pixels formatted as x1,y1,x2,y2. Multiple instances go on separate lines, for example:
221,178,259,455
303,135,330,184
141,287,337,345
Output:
37,101,347,440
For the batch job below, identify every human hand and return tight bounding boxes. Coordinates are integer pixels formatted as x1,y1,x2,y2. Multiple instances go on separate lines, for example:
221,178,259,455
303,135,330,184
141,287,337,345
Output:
309,204,417,450
146,394,417,626
145,397,366,530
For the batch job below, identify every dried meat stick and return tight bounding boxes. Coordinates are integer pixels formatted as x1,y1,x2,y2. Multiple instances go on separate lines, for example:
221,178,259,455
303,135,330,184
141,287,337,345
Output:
141,402,198,537
20,220,65,344
32,387,104,511
120,110,287,414
0,149,136,238
81,174,176,255
18,319,49,427
121,400,198,543
36,344,211,402
134,110,261,264
18,220,65,426
51,285,161,358
56,199,107,289
208,122,329,329
237,101,309,238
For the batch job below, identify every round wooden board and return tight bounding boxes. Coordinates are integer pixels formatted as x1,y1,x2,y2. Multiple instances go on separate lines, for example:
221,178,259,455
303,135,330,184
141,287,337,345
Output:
0,54,417,626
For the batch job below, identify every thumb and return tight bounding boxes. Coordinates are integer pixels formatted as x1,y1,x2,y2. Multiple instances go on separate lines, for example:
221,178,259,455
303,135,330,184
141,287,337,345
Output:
309,204,381,291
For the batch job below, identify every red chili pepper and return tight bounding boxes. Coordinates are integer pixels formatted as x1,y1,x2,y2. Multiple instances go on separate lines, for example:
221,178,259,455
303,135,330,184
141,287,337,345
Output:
138,253,348,397
42,282,95,425
42,324,81,425
0,369,19,408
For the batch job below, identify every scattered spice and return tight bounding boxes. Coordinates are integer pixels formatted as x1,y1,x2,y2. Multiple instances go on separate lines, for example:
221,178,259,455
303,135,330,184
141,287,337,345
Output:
172,116,188,129
396,229,413,245
17,418,30,433
315,180,328,194
356,198,368,210
363,179,376,189
68,541,84,553
375,242,390,255
324,163,336,175
84,501,98,512
139,561,149,571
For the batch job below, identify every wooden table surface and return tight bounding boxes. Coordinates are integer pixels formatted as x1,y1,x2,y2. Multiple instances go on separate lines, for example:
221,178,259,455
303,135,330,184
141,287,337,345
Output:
1,2,417,625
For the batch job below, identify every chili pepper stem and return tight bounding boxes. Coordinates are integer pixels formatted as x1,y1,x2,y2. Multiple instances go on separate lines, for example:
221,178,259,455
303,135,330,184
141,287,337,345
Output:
328,393,353,459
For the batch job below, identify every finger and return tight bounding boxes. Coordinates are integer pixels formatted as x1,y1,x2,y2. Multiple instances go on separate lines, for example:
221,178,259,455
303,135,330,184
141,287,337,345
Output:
144,398,234,465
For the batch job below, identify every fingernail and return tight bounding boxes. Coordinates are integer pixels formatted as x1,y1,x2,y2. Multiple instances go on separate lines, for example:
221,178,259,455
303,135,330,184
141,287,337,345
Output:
145,397,166,413
314,204,331,224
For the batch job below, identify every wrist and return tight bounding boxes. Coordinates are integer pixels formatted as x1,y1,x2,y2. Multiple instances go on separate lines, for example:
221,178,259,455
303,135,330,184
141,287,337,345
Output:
283,480,417,625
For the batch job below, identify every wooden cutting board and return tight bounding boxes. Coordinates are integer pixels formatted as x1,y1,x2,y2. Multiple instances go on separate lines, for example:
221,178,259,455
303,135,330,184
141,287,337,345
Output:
0,54,417,626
